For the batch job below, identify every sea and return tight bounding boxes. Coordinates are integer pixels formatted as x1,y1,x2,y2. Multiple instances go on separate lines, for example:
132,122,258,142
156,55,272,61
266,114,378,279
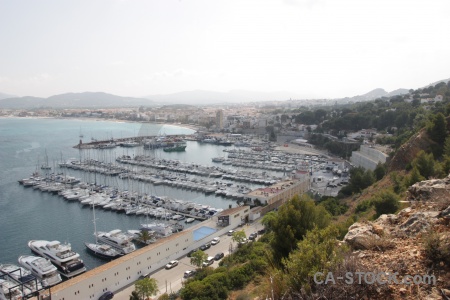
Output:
0,117,267,271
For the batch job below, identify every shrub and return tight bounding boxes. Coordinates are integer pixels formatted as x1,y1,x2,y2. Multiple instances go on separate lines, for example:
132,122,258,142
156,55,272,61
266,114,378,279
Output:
373,191,400,217
355,200,372,213
423,231,450,268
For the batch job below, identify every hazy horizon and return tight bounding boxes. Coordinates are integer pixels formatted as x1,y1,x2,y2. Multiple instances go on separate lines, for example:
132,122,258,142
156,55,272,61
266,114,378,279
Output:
1,0,449,100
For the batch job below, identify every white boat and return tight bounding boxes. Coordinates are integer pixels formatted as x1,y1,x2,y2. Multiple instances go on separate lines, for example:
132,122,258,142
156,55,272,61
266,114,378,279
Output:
185,218,195,224
85,203,123,260
0,278,24,300
96,229,136,255
140,223,172,237
0,264,40,294
28,240,86,278
18,255,62,287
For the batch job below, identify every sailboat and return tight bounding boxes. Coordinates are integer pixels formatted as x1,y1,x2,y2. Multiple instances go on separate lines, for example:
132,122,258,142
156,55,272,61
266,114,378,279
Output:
84,203,123,260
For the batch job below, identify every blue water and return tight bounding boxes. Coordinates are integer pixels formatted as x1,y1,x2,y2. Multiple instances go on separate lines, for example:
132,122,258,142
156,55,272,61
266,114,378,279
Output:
0,117,255,270
193,226,217,241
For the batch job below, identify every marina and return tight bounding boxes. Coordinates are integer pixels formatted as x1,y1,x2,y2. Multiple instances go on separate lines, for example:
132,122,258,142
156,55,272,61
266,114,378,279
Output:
0,117,348,297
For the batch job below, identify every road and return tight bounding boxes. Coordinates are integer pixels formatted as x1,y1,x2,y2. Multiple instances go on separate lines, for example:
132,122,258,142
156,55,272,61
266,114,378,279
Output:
114,221,261,299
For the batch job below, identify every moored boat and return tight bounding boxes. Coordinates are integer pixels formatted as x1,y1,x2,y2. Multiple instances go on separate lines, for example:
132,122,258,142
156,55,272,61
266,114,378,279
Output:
18,255,62,287
96,229,136,255
84,243,123,260
28,240,86,279
0,278,24,300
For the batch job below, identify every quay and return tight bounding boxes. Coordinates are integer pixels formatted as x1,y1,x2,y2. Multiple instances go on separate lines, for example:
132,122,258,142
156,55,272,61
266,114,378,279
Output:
73,134,195,149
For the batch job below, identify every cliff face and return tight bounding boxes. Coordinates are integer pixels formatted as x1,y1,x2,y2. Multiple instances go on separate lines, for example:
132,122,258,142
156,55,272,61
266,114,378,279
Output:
388,129,435,172
344,176,450,299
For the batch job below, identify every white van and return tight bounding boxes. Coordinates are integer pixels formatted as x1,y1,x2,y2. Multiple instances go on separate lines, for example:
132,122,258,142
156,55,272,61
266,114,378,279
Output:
202,256,214,267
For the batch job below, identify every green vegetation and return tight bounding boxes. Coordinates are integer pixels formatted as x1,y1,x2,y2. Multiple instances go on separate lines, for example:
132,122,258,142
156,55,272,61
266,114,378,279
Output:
423,230,450,269
282,226,345,293
266,194,330,262
232,230,248,246
134,277,159,300
190,250,208,269
371,190,400,217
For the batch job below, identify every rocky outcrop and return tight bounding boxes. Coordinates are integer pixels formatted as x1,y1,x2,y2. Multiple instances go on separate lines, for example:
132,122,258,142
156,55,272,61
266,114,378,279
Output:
343,176,450,299
408,175,450,201
388,129,435,172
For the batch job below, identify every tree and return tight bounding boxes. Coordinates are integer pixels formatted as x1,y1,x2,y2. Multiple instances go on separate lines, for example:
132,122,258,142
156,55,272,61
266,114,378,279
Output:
190,250,208,268
232,230,247,246
427,112,447,156
135,277,159,300
374,162,386,181
412,150,435,179
270,194,330,262
283,226,345,293
261,211,277,232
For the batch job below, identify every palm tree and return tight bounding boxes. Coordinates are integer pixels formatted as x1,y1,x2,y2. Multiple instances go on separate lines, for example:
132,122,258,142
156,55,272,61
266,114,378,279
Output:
137,230,152,245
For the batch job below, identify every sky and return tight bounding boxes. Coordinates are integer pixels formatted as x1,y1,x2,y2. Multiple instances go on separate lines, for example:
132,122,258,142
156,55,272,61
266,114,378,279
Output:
0,0,449,100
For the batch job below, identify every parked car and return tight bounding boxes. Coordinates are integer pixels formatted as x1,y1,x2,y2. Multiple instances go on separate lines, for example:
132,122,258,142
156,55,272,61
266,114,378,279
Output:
214,252,224,261
187,248,198,257
200,242,211,251
98,291,114,300
138,273,150,280
227,230,235,236
238,238,248,245
165,260,179,269
248,233,257,241
257,228,266,235
184,270,196,278
211,237,220,245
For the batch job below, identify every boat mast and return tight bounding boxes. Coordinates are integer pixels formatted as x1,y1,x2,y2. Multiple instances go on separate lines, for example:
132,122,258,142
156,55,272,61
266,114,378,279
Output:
93,202,98,244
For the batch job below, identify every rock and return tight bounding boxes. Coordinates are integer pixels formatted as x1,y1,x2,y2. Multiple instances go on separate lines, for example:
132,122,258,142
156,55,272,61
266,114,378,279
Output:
442,289,450,297
344,222,378,250
439,205,450,219
399,288,407,294
372,224,384,236
408,175,450,201
375,214,398,226
398,207,412,218
399,212,438,235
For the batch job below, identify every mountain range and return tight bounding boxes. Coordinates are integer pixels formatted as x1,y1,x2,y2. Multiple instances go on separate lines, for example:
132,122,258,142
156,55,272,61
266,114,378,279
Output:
0,87,414,109
0,92,153,109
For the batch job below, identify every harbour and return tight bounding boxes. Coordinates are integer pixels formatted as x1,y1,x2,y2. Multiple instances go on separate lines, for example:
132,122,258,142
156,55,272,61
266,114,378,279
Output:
0,117,346,299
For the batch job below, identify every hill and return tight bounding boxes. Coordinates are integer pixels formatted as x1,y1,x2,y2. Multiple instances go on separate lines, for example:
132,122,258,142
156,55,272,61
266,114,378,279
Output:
0,92,153,109
340,88,409,103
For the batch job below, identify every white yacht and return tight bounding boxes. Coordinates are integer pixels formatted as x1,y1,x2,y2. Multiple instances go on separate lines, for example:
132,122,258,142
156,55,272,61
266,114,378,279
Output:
0,263,41,292
28,240,86,278
0,278,24,300
96,229,136,255
18,255,62,287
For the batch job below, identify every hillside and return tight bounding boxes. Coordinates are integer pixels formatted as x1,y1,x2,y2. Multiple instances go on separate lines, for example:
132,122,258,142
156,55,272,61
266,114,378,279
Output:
0,92,153,108
388,128,435,172
343,176,450,299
